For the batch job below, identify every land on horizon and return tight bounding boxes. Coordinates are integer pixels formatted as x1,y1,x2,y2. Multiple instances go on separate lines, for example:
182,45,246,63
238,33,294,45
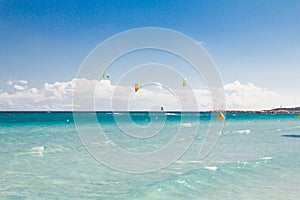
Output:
1,107,300,114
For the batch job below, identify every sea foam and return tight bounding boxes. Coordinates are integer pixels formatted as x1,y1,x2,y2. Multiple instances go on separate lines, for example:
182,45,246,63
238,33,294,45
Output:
204,166,218,171
235,129,251,134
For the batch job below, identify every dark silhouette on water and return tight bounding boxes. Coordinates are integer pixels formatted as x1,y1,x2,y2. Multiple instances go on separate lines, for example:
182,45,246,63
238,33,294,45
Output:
282,134,300,138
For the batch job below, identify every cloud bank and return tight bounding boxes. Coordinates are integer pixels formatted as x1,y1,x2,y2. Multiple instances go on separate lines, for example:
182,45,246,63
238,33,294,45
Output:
0,79,298,111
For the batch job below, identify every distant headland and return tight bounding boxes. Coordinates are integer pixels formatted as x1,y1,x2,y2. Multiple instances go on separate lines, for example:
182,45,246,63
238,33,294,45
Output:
225,107,300,114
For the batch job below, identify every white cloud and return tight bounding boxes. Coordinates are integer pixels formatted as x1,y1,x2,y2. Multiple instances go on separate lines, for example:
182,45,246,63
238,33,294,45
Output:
44,79,75,98
7,79,28,86
18,80,28,85
6,79,29,91
223,81,298,110
0,79,298,111
13,84,27,91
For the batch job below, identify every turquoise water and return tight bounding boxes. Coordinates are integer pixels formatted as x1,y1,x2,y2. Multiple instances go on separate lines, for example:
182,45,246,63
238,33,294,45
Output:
1,112,300,199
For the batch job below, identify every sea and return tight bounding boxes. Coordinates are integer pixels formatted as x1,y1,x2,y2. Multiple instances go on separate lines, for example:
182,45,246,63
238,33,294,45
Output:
0,112,299,199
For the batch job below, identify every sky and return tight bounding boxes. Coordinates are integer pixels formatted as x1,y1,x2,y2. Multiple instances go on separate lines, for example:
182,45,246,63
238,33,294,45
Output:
0,0,300,110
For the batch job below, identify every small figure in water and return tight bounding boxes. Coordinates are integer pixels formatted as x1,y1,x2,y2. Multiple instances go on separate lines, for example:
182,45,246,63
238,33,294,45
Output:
161,106,164,112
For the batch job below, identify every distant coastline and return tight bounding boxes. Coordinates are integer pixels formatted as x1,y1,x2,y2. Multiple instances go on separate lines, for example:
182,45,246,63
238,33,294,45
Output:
0,107,299,114
225,107,300,114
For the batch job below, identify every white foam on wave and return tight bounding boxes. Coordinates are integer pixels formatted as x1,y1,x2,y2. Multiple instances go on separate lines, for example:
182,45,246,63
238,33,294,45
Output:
113,112,122,115
182,123,192,127
31,146,44,151
176,179,186,184
16,145,72,157
235,129,251,134
204,166,218,171
174,160,203,165
31,146,44,157
165,113,178,116
175,160,202,164
175,179,192,188
189,160,201,163
237,161,249,165
260,157,272,160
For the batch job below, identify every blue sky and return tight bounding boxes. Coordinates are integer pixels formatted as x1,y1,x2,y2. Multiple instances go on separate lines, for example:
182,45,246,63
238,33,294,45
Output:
1,0,300,110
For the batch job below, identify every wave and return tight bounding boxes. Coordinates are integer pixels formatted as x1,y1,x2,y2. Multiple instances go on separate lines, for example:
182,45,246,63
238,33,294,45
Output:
175,179,187,184
174,160,202,164
31,146,44,156
182,123,192,127
175,179,193,188
237,161,249,165
204,166,218,171
235,129,251,134
223,129,251,135
31,146,44,152
260,157,272,160
165,113,179,116
15,145,72,157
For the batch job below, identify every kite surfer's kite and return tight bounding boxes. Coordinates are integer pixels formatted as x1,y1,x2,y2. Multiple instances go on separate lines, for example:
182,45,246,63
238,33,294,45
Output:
183,79,187,87
135,83,140,92
102,72,110,79
217,111,225,120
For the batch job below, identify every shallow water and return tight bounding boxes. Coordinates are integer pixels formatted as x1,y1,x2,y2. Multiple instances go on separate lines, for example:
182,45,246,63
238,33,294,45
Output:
0,112,299,199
